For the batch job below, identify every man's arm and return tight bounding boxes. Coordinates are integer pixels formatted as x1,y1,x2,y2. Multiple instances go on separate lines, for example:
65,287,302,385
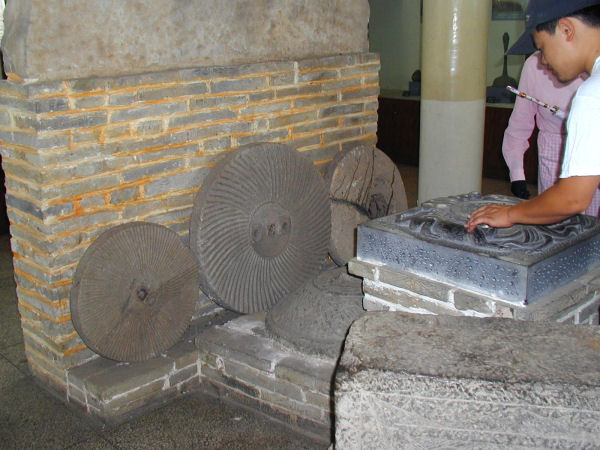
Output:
465,175,600,231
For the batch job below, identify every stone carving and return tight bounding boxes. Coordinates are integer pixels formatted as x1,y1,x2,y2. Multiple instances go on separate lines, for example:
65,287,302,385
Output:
396,193,600,260
189,142,331,314
357,193,600,304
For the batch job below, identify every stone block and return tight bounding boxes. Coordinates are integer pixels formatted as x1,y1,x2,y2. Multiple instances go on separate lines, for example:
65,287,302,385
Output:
335,313,600,449
357,194,600,305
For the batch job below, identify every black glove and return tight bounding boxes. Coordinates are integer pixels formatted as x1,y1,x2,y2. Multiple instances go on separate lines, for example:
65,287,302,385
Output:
511,180,531,199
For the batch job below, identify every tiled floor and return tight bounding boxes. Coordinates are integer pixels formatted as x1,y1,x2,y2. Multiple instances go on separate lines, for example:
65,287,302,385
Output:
0,166,528,449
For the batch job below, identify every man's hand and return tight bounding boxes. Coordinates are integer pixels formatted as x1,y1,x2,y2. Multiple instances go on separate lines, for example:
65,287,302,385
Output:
465,204,514,232
510,180,530,199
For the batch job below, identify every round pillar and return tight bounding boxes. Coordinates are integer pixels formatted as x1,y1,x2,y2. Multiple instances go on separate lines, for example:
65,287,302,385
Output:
418,0,491,204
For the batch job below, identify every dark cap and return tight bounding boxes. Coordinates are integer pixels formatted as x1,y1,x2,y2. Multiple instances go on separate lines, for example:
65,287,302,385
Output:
507,0,600,54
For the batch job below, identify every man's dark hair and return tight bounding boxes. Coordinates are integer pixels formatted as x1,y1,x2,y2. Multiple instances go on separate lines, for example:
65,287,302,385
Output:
536,5,600,33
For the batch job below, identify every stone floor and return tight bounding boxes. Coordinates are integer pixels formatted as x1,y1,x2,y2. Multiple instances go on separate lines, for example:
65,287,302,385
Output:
0,165,526,449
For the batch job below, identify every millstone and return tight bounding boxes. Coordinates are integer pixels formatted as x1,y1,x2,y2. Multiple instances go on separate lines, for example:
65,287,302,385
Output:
70,222,199,362
189,142,331,314
326,144,408,266
265,266,365,358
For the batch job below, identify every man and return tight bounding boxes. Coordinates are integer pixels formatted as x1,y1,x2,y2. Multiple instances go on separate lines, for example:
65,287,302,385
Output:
465,0,600,232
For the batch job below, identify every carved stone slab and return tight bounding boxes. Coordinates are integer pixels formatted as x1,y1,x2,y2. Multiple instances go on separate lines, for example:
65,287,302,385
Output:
356,193,600,305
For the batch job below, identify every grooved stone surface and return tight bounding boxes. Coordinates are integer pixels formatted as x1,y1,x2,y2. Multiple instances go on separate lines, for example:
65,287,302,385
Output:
356,193,600,305
335,313,600,449
3,0,369,82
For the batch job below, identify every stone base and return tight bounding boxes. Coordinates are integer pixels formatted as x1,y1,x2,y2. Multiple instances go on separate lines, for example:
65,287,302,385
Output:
65,308,335,444
349,258,600,325
196,313,336,443
65,307,238,426
335,313,600,449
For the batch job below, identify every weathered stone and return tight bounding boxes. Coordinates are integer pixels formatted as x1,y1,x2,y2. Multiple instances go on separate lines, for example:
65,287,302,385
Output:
335,313,600,449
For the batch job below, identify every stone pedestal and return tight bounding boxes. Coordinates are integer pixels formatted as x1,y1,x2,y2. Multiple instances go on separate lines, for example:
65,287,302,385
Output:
335,313,600,448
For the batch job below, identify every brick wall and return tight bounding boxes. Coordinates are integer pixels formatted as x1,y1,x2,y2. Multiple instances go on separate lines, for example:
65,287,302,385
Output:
0,52,380,394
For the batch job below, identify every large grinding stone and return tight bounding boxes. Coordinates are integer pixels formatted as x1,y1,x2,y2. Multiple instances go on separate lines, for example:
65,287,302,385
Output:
70,222,199,362
356,193,600,305
190,142,331,314
265,266,365,358
326,145,408,266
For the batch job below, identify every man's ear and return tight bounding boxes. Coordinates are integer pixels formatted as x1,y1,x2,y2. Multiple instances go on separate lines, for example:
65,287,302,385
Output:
557,17,576,42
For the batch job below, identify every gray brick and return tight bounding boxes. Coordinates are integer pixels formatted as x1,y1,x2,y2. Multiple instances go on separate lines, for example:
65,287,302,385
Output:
343,113,378,127
292,118,338,134
270,72,295,87
41,211,121,235
235,129,289,147
322,127,361,144
33,97,71,113
290,135,322,150
239,101,291,117
275,354,336,393
364,100,379,111
276,85,320,98
68,78,107,94
108,91,137,107
188,61,293,80
43,202,75,218
72,128,102,144
121,159,186,183
6,194,43,220
136,119,163,135
0,109,12,126
268,110,317,129
249,90,275,102
169,109,236,128
136,82,208,101
299,144,339,163
73,95,106,109
453,291,494,314
110,186,139,205
299,70,338,83
104,124,131,139
294,94,338,109
320,103,363,118
80,196,105,209
378,266,452,302
201,363,260,399
72,357,173,401
110,102,186,123
16,111,108,132
341,87,380,101
297,54,357,71
340,63,381,77
145,168,209,197
203,136,231,151
223,359,305,402
211,77,268,94
190,94,247,110
321,78,363,92
168,365,198,388
0,130,70,150
341,135,376,151
198,326,289,373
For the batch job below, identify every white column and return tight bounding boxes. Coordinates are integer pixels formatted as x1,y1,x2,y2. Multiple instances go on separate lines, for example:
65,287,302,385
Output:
418,0,490,204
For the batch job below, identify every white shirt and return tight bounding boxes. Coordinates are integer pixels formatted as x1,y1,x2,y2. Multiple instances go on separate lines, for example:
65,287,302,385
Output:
561,56,600,178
